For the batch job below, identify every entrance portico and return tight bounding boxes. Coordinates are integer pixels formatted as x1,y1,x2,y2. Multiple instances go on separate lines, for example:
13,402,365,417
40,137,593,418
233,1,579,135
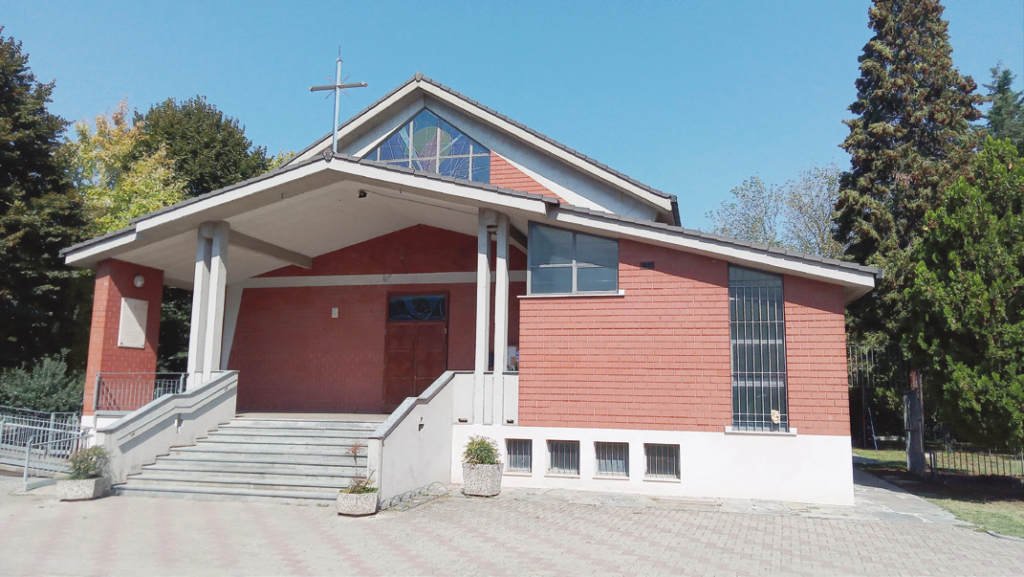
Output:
68,153,544,419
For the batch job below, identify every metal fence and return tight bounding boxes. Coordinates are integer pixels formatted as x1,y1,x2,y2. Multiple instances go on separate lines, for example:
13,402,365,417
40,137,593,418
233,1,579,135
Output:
847,344,913,449
929,443,1024,478
95,372,187,412
0,420,91,490
0,405,80,432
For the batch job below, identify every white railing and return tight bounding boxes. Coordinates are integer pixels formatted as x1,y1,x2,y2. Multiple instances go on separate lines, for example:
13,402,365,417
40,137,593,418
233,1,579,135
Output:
368,371,472,502
95,371,238,483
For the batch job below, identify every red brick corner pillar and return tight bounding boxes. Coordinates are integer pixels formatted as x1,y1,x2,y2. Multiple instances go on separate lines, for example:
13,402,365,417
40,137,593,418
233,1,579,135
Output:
82,259,164,416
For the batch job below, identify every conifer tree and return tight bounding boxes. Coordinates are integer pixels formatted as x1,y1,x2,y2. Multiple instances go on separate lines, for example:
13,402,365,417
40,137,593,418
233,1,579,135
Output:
983,64,1024,153
834,0,984,340
0,29,89,370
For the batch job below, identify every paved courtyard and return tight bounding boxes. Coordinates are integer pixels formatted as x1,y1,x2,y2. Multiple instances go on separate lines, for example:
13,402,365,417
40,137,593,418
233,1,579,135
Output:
1,471,1022,576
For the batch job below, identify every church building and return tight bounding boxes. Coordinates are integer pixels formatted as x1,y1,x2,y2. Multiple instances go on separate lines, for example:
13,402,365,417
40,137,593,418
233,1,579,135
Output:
62,74,877,506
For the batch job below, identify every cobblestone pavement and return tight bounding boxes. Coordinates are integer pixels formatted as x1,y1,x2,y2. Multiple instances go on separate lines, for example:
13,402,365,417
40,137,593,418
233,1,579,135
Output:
1,474,1021,576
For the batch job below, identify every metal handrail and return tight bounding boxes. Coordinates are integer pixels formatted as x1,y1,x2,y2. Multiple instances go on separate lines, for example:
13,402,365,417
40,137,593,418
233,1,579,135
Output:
95,372,188,413
21,430,92,491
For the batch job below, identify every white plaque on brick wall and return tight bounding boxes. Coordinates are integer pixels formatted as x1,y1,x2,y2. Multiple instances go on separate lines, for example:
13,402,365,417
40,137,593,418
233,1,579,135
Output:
118,297,148,349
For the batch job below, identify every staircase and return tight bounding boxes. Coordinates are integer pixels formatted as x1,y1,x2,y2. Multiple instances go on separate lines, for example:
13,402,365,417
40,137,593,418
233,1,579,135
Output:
115,416,381,503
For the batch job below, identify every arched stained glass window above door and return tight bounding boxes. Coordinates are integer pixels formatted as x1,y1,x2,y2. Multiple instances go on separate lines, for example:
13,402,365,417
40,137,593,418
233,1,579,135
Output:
365,109,491,183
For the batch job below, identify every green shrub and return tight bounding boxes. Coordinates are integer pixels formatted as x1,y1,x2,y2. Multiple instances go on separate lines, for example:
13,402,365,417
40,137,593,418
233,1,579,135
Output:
68,446,107,480
0,351,83,413
462,435,500,465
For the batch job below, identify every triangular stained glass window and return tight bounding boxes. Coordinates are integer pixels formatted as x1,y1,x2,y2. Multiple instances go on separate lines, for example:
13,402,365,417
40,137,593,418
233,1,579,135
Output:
365,109,490,183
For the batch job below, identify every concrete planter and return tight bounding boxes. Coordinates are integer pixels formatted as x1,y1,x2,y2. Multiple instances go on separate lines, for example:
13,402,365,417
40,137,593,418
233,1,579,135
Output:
57,477,110,501
337,492,379,516
462,463,502,497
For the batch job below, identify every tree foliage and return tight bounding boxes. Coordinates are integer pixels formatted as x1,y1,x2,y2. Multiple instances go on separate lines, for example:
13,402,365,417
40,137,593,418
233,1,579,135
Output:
983,64,1024,154
904,139,1024,450
834,0,984,341
708,165,844,259
0,29,90,371
135,96,271,198
0,351,83,412
69,101,187,234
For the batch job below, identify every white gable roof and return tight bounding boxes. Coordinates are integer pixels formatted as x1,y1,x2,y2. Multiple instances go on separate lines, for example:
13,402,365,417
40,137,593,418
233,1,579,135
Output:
287,73,680,224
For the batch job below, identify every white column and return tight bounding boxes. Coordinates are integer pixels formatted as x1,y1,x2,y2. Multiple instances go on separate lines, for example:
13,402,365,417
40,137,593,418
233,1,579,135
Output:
474,209,494,425
186,225,213,387
492,213,510,426
202,221,230,382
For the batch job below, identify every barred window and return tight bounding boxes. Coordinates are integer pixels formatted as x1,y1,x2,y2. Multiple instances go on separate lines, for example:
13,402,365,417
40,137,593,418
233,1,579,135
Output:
547,440,580,476
595,442,629,477
729,266,788,432
644,444,680,480
505,439,532,474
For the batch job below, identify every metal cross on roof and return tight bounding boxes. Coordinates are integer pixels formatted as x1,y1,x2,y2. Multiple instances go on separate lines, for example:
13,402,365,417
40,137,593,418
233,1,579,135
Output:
310,54,367,153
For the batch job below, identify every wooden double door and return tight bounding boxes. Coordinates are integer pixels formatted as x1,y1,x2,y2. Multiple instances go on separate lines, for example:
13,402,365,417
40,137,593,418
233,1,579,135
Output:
383,294,448,412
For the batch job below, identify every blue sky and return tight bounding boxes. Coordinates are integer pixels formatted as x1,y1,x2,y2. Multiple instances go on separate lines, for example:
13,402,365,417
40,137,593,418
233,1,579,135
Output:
5,1,1022,228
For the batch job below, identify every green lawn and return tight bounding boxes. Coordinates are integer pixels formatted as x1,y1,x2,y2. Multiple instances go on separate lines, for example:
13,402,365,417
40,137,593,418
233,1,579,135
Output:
853,447,1024,539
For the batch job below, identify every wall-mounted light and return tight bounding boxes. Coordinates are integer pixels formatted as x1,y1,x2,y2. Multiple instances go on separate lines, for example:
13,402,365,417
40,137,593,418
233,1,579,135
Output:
133,275,145,288
358,190,368,199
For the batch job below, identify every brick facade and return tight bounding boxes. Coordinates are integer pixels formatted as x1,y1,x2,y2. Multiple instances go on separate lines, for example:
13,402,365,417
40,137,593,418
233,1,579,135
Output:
229,225,526,413
517,239,851,436
490,152,562,201
82,259,164,415
783,276,850,436
518,240,733,431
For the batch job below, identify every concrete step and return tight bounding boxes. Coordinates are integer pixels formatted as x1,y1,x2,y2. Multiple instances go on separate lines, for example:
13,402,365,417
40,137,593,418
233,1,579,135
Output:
134,468,357,485
158,454,365,470
126,474,352,493
190,440,366,455
198,434,371,445
144,460,363,477
165,449,365,465
213,427,376,439
227,419,381,430
114,484,338,504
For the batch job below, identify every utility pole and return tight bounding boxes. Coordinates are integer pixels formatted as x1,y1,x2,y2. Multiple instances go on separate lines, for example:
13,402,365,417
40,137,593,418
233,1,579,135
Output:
310,53,367,153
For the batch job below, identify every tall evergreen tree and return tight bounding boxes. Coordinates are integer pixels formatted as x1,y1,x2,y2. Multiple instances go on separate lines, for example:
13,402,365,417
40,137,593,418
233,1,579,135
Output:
983,64,1024,153
0,29,90,371
834,0,984,340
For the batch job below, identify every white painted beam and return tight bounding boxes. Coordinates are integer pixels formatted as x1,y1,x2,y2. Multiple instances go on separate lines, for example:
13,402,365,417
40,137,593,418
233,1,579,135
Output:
492,213,511,427
186,226,212,384
202,221,230,382
474,209,494,425
228,231,313,269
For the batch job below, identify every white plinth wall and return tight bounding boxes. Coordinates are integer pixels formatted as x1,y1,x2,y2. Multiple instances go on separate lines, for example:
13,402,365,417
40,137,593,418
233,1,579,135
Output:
450,424,855,506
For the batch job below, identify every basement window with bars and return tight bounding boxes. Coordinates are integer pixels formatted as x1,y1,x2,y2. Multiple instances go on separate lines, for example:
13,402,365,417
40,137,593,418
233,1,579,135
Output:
547,440,580,476
595,442,629,477
644,444,680,480
729,266,789,432
528,223,618,294
505,439,532,474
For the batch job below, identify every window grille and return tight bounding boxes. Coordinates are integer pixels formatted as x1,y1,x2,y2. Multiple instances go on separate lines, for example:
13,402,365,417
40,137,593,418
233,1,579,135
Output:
528,223,618,294
644,444,680,480
729,266,789,432
547,440,580,475
366,108,490,183
595,442,629,477
505,439,532,473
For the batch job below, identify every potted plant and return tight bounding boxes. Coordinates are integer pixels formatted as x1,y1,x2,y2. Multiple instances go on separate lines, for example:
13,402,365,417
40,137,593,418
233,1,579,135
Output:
337,471,379,516
462,435,502,497
57,446,110,501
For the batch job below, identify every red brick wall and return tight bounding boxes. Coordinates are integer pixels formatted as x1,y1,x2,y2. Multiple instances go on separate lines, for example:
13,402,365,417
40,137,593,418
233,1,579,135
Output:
490,152,563,201
784,275,850,436
230,225,525,413
518,240,733,430
82,259,164,415
517,240,852,436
